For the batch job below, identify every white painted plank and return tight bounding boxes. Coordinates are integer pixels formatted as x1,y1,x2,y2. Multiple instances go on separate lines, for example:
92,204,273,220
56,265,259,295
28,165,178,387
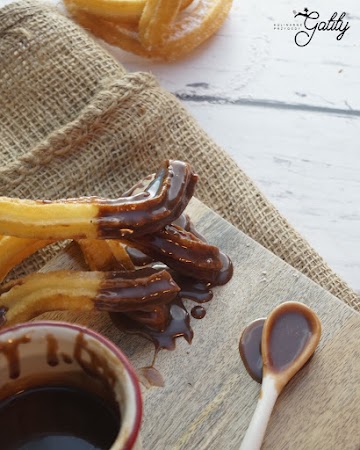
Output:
2,0,359,110
182,101,360,293
90,0,360,111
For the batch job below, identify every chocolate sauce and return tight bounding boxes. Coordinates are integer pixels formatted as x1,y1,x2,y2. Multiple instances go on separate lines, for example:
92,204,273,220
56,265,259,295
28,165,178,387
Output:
46,334,59,367
137,366,165,388
0,385,120,450
109,261,229,350
214,252,233,286
175,275,213,303
111,298,193,351
173,213,207,242
125,304,171,332
74,333,116,388
125,246,154,266
0,335,31,379
239,319,265,383
191,306,206,320
97,160,198,238
267,310,313,372
93,163,232,354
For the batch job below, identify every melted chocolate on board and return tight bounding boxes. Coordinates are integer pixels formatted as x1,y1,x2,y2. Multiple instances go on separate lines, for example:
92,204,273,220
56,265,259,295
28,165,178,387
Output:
239,319,265,383
191,306,206,320
175,275,213,304
115,229,232,354
111,299,193,351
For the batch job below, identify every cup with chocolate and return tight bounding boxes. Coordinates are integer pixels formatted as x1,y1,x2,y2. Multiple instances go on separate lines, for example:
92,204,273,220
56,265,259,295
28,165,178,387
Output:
0,321,142,450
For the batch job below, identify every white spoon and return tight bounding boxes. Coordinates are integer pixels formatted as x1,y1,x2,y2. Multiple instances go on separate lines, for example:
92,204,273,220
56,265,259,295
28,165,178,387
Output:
240,301,321,450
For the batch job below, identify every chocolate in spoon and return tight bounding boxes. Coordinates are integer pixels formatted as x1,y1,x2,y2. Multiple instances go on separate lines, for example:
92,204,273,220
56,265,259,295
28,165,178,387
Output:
240,302,321,450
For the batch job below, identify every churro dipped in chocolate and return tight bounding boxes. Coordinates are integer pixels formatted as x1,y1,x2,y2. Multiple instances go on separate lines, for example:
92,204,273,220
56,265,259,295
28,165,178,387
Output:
0,268,179,326
0,160,197,240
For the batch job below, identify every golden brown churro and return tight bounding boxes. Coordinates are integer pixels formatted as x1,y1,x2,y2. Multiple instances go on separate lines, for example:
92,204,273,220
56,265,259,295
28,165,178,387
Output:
64,0,193,24
65,0,231,61
0,236,53,282
139,0,183,49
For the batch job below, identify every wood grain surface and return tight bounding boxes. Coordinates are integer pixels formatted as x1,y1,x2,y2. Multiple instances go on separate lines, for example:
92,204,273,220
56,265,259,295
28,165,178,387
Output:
38,198,360,449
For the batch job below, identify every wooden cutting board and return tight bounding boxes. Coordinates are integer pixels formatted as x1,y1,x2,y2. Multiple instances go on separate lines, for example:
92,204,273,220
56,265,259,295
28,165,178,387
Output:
40,198,360,450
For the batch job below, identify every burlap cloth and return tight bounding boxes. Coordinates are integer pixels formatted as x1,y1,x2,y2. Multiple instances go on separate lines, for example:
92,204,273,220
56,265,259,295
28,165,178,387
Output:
0,0,359,312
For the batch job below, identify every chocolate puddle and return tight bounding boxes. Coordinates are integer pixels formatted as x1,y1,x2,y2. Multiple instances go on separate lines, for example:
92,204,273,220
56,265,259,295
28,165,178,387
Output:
175,275,213,303
239,318,265,383
111,298,193,351
105,176,234,360
191,306,206,319
112,242,232,354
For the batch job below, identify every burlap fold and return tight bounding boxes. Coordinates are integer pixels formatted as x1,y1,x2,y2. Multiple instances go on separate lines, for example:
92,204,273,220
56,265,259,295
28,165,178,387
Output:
0,0,359,311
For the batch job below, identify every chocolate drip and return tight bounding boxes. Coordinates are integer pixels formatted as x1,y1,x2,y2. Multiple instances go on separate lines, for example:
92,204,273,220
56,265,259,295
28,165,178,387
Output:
108,258,230,349
191,306,206,319
46,334,60,367
173,213,207,242
125,304,171,332
175,275,213,303
74,333,116,388
214,252,233,286
0,335,31,379
125,246,154,266
111,298,193,351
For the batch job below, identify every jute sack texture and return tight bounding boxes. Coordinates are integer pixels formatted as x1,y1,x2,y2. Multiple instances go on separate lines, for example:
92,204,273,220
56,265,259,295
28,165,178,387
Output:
0,0,359,311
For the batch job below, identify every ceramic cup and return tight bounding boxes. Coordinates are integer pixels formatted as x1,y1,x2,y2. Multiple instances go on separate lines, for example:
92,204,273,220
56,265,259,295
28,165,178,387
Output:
0,321,142,449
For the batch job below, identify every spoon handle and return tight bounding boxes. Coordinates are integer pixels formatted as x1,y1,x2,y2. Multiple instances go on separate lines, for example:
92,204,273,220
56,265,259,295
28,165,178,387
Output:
240,376,279,450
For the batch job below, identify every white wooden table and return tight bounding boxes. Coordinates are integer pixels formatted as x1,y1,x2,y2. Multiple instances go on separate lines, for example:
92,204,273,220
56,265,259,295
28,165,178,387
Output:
2,0,359,294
